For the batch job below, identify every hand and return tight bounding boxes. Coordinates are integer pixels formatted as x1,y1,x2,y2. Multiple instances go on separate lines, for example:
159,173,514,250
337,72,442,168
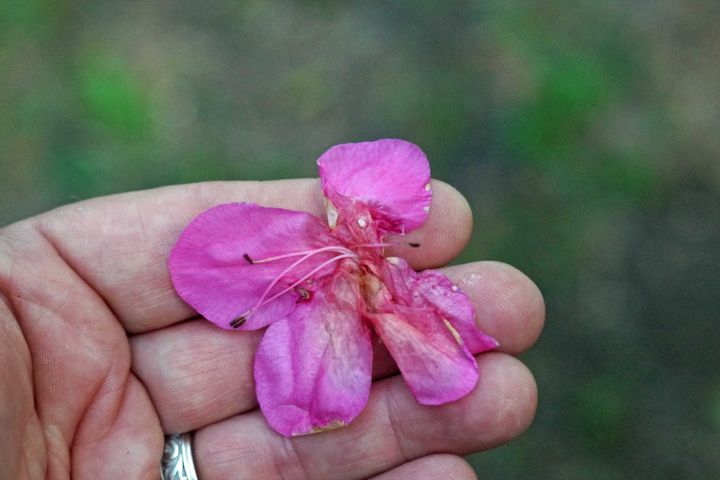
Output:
0,179,544,479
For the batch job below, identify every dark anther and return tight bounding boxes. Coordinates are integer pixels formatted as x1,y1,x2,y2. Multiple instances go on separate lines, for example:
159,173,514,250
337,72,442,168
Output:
408,242,421,248
229,316,246,328
243,253,254,264
296,287,312,302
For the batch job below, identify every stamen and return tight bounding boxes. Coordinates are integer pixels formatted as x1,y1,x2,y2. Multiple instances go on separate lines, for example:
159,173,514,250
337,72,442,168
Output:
250,248,349,317
250,245,354,264
408,242,420,248
350,242,395,249
243,253,254,264
229,316,246,328
251,253,356,312
231,246,358,325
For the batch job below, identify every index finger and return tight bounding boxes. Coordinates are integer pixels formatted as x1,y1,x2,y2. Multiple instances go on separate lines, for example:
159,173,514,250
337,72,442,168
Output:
28,179,473,333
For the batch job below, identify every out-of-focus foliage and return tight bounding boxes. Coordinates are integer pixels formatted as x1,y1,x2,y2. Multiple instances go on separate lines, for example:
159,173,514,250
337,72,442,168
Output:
2,1,719,478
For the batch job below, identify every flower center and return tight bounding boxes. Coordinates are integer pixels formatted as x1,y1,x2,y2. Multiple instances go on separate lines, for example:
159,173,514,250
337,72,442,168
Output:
228,242,422,328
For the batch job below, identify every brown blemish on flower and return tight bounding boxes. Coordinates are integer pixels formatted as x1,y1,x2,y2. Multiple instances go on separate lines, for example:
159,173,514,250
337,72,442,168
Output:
359,272,382,304
308,419,346,434
295,287,312,302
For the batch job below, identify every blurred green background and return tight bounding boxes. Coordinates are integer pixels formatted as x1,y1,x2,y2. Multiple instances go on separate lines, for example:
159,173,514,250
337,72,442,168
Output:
2,1,719,478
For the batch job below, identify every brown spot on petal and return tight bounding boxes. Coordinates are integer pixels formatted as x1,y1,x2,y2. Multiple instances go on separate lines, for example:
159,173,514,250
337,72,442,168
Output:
308,419,346,434
295,287,312,302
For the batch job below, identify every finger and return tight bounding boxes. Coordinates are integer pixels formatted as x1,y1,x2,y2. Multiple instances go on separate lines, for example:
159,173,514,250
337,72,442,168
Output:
443,261,545,355
370,454,477,480
131,261,543,433
192,353,536,480
71,375,163,479
32,179,471,333
131,319,261,433
385,181,473,270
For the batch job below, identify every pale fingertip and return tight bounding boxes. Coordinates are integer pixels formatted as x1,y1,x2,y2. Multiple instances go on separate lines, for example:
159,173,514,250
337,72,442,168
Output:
444,261,545,355
475,353,538,445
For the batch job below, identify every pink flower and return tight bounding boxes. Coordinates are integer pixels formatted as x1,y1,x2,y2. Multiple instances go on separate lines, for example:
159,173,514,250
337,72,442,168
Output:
169,139,498,436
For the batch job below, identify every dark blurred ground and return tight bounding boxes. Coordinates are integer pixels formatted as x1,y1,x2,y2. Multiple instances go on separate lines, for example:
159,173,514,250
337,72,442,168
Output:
2,1,719,478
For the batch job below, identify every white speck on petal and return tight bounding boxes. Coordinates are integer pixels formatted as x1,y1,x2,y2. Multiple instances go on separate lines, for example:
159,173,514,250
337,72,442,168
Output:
325,199,339,228
451,285,459,292
425,183,432,191
386,256,401,265
423,205,430,212
357,218,368,228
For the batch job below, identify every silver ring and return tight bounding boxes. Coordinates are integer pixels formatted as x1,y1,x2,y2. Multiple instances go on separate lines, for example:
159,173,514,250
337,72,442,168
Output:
161,433,199,480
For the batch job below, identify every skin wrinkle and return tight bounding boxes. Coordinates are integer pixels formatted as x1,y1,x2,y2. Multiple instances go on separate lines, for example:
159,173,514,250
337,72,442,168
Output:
158,361,235,429
9,298,72,478
72,360,131,445
0,293,47,480
130,319,261,432
381,381,412,466
284,436,312,480
72,375,162,479
44,426,70,480
24,227,115,468
0,218,149,478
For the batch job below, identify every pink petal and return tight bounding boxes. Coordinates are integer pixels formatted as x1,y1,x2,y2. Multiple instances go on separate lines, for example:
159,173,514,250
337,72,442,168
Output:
317,139,432,234
168,203,341,330
368,304,479,405
254,271,373,436
382,257,498,354
416,270,499,353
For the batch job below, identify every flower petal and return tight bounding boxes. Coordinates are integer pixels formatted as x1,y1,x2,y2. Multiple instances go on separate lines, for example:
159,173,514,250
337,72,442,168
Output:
368,304,479,405
254,271,373,436
168,203,341,330
416,270,499,353
382,257,498,353
317,139,432,233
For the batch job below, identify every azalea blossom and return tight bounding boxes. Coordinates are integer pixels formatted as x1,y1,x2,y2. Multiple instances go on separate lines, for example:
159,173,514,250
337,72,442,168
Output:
168,139,498,436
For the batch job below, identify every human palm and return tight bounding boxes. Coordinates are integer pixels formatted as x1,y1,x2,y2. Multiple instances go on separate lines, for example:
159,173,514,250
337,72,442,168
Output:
0,180,544,479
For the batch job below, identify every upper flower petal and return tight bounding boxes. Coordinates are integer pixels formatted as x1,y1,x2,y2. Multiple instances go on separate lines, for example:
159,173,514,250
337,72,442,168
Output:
168,202,341,330
254,270,373,436
368,304,479,405
317,139,432,234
